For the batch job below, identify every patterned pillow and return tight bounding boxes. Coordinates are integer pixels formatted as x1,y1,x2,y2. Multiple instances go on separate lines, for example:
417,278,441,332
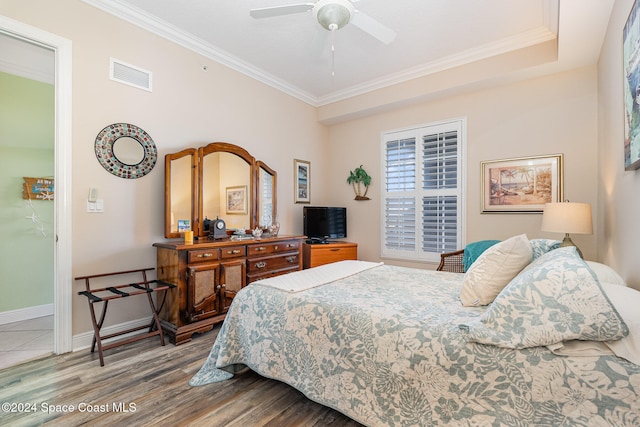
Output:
529,238,560,259
463,246,628,349
459,234,532,307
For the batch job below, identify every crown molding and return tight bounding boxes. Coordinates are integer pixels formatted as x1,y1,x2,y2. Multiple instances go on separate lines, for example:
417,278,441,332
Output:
82,0,559,108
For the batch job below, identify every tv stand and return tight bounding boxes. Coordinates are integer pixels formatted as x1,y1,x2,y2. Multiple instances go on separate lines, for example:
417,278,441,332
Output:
303,241,358,269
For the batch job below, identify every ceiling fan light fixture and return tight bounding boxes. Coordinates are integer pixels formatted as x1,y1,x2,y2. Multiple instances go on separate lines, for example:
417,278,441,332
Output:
315,0,354,32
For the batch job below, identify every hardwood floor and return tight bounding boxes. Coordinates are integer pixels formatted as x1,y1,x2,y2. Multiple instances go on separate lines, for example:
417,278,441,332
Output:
0,326,364,427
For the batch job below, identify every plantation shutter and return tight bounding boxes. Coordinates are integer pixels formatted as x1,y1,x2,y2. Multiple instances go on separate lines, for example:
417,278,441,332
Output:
381,119,465,262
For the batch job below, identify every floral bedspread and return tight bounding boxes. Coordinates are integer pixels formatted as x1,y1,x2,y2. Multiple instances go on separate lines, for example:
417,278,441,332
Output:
190,265,640,426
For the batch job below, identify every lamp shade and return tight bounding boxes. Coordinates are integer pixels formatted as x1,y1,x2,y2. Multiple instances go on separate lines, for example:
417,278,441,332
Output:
541,202,593,235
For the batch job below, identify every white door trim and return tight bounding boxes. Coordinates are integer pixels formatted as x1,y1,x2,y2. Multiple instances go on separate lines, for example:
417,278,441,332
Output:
0,16,73,354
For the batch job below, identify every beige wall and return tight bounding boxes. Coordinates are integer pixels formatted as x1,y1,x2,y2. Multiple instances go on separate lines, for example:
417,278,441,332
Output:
4,0,634,340
0,0,328,336
598,0,640,289
325,66,599,269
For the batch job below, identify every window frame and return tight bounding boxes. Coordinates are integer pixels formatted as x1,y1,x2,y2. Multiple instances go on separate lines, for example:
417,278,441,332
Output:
379,117,466,263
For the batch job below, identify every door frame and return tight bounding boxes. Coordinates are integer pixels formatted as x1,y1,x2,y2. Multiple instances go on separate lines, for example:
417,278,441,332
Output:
0,16,73,354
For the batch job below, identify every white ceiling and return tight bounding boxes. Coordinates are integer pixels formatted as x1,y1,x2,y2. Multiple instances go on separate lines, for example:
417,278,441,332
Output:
3,1,615,107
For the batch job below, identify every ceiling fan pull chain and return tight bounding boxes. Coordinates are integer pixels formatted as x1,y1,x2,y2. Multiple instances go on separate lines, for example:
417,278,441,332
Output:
331,30,336,77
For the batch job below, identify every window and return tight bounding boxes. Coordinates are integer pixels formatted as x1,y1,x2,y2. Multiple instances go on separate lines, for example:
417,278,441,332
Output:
380,118,465,262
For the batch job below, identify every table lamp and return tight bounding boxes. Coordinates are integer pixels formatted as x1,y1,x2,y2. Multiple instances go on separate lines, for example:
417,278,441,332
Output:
541,201,593,259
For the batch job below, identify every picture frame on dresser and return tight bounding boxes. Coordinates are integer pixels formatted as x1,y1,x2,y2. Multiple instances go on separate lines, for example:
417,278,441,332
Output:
294,159,310,203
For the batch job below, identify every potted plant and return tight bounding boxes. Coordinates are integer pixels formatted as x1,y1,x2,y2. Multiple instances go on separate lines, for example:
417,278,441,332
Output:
347,165,371,200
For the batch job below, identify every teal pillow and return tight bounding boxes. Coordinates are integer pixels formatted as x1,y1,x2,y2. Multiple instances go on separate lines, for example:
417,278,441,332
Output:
462,247,628,349
463,240,500,271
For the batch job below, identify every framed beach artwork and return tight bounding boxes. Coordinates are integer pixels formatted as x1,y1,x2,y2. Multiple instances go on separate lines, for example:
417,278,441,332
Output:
226,185,247,214
294,159,310,203
624,0,640,170
481,154,563,213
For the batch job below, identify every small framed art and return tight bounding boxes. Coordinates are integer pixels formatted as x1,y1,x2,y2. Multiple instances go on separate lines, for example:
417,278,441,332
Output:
226,185,247,214
294,159,310,203
481,154,563,213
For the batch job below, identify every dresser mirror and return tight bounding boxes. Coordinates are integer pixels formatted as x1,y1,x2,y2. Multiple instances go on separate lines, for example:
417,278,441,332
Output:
164,142,277,239
257,161,277,227
165,148,197,238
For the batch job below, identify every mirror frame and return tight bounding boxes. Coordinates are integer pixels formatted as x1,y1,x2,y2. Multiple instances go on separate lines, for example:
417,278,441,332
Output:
95,123,158,179
164,148,198,239
164,142,277,239
257,160,277,228
197,142,256,238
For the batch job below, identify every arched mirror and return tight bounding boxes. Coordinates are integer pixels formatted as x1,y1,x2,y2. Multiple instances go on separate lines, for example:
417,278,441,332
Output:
199,144,253,236
164,142,277,239
165,148,197,239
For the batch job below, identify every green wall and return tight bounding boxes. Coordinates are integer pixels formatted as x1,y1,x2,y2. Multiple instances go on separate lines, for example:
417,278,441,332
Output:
0,71,54,312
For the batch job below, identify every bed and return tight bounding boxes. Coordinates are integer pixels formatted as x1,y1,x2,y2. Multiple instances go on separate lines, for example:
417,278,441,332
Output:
190,237,640,426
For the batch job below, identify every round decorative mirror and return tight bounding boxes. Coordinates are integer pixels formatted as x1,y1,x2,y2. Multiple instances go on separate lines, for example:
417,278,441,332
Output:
95,123,157,179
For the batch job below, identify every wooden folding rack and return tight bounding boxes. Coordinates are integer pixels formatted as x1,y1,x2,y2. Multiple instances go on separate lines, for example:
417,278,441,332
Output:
75,267,175,366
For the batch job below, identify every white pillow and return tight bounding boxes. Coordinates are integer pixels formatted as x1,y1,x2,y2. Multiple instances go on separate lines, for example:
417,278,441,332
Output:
459,234,532,307
585,261,626,286
602,282,640,365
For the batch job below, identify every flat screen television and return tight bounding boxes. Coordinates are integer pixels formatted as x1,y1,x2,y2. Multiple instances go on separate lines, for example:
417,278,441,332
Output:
303,206,347,243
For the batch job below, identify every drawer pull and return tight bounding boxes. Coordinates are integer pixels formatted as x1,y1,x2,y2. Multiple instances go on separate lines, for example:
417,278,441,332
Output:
286,255,298,263
255,261,267,269
227,249,241,255
256,247,267,252
330,248,340,252
197,253,215,258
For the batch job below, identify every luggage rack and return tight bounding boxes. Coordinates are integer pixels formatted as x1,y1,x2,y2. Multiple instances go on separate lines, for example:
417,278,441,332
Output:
75,267,176,366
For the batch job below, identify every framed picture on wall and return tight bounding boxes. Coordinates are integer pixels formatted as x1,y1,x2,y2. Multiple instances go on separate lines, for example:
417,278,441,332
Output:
294,159,310,203
624,0,640,170
226,185,247,214
480,154,563,213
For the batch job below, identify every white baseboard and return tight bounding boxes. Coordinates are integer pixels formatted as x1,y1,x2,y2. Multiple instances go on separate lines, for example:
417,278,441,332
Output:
72,316,154,352
0,304,54,325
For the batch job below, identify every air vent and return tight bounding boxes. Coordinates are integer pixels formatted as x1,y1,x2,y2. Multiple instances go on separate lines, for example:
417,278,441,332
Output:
110,58,152,92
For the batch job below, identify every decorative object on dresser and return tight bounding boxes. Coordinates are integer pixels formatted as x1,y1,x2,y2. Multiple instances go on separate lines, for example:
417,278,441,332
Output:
346,164,371,200
303,241,357,269
164,142,277,239
153,236,304,344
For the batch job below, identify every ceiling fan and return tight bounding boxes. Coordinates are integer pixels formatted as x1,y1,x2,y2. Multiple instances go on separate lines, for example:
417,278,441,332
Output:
249,0,397,45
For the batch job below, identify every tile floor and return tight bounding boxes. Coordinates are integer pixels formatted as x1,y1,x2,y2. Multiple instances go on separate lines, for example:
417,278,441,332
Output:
0,315,53,370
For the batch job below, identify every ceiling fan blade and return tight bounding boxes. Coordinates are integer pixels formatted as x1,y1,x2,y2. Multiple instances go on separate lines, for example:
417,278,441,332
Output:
351,11,396,44
250,3,315,19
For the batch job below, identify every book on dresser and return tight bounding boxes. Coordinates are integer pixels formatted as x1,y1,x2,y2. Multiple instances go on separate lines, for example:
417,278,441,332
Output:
302,241,358,269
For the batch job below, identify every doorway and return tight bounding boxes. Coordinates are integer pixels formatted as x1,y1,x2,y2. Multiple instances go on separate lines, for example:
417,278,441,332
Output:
0,16,73,358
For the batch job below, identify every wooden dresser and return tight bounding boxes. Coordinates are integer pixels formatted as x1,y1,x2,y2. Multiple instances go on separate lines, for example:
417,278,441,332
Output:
302,241,358,269
153,236,303,344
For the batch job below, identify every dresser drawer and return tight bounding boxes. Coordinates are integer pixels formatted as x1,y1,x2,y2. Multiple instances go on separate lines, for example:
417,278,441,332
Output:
248,267,298,283
303,242,357,269
220,245,246,259
247,240,300,256
187,248,220,263
247,252,300,274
